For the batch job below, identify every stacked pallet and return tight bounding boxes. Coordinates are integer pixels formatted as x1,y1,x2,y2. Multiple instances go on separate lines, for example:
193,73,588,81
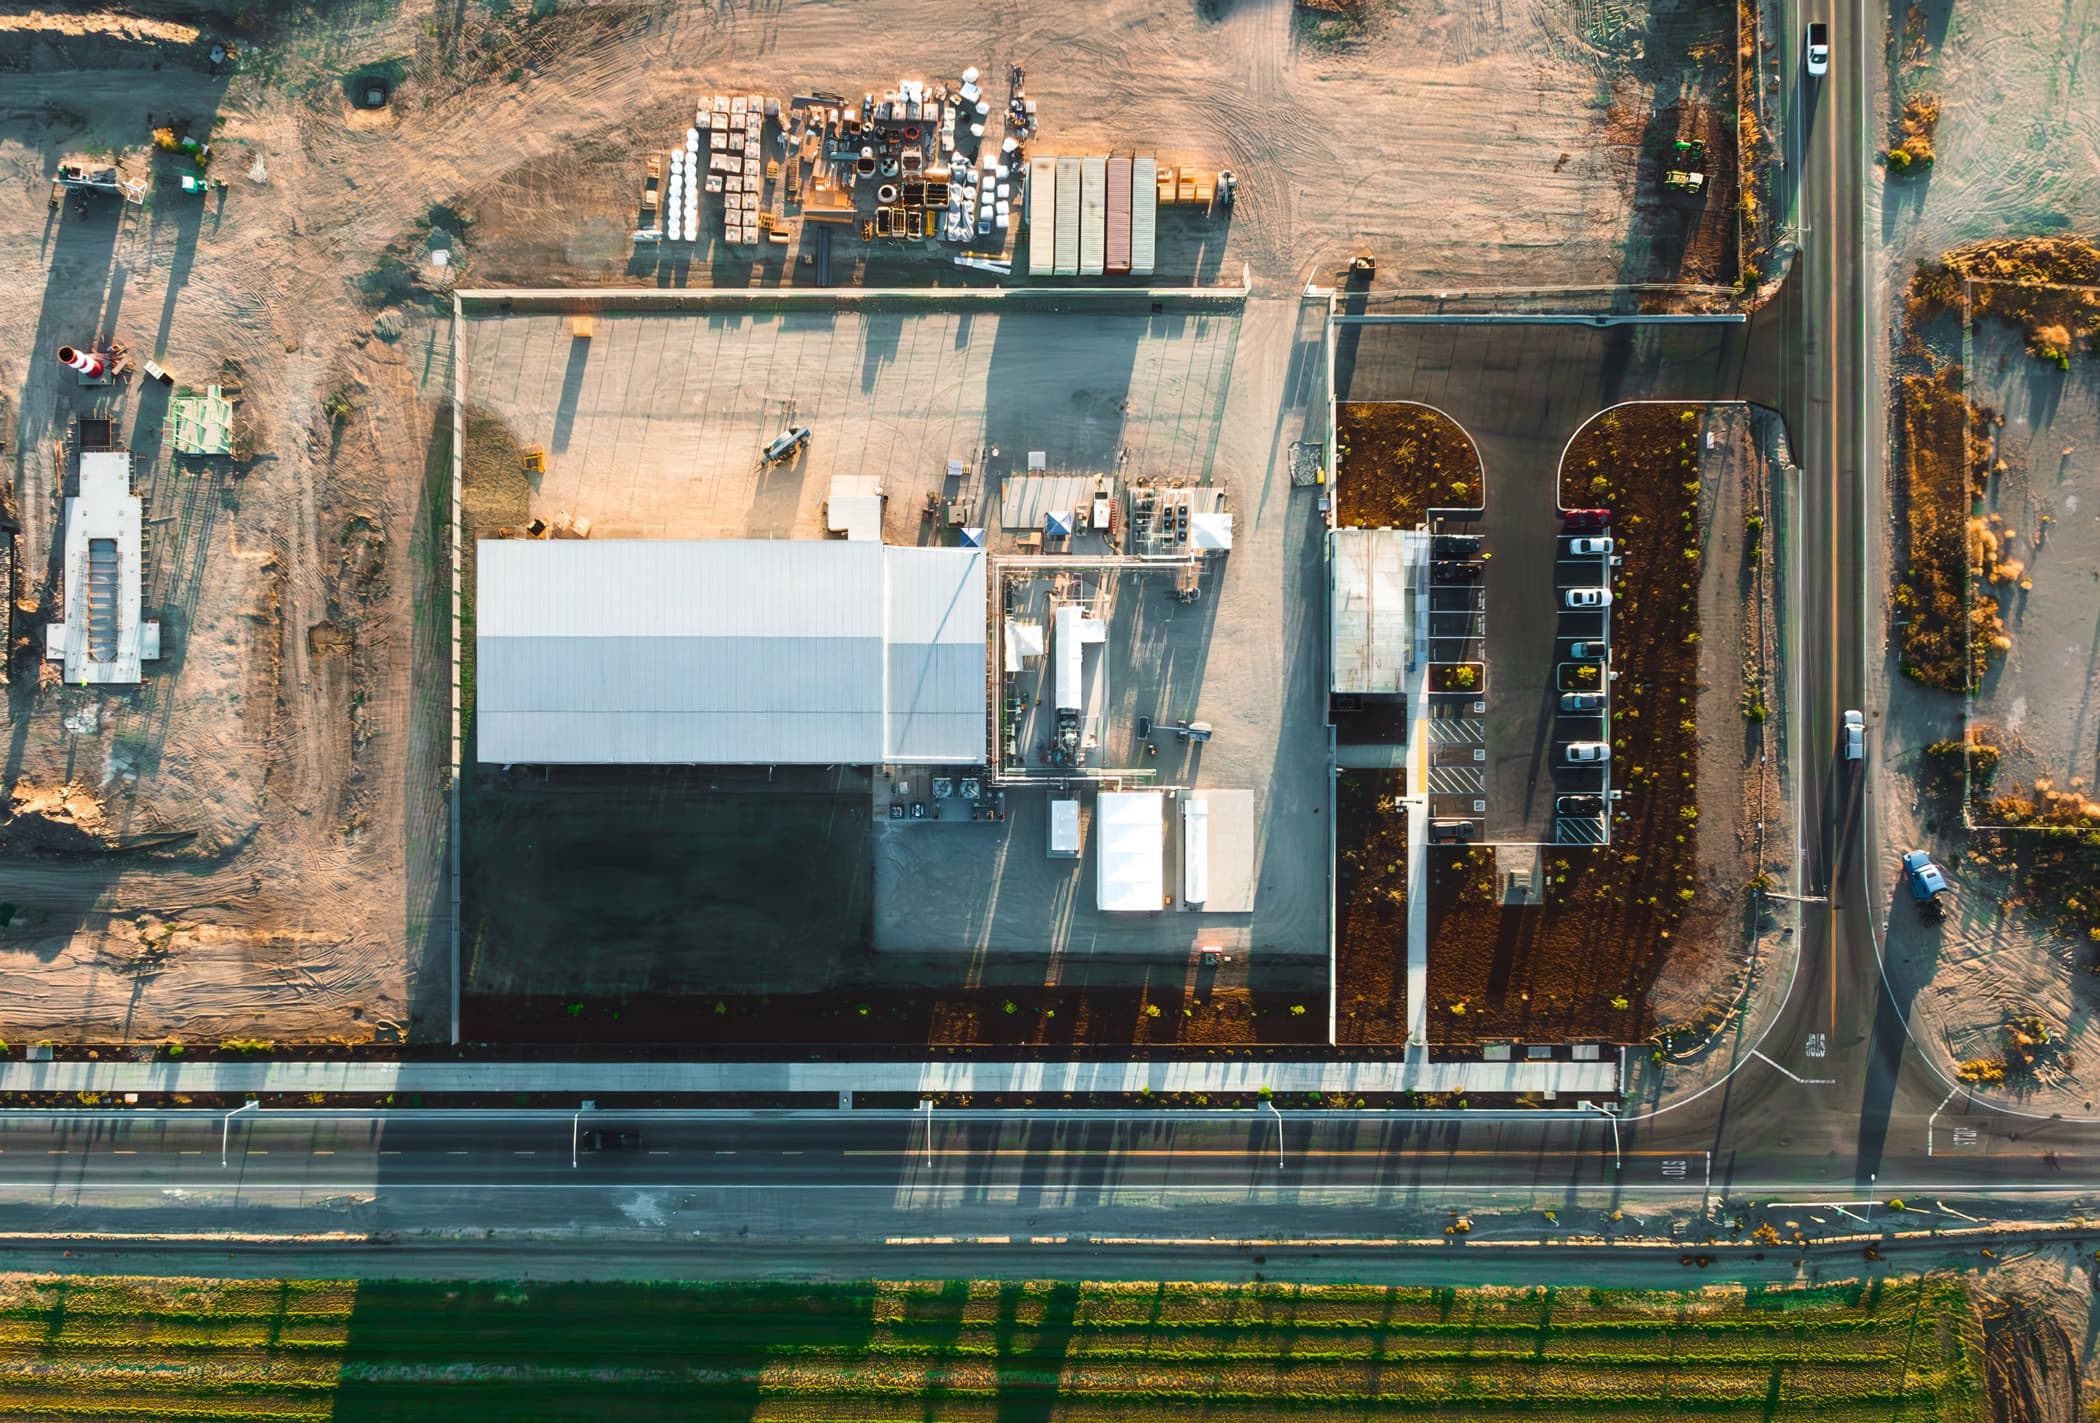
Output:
697,93,769,246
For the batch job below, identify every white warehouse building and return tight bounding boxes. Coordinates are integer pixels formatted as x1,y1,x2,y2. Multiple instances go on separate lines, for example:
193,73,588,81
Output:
475,539,987,766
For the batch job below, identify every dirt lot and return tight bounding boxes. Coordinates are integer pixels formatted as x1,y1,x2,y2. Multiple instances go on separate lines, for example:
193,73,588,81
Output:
439,0,1737,294
0,0,1735,1048
1959,323,2100,799
1873,0,2100,1108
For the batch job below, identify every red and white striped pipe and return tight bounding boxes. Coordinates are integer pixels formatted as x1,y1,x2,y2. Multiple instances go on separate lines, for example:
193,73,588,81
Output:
56,345,105,378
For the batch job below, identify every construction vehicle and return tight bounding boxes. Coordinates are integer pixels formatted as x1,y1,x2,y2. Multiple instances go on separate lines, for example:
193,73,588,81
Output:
760,424,811,466
53,157,147,207
1662,138,1706,194
152,127,212,169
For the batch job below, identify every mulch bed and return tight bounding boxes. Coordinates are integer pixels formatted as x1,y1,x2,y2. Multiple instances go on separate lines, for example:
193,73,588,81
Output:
462,980,1330,1054
1335,403,1482,528
1427,404,1711,1045
1334,770,1410,1044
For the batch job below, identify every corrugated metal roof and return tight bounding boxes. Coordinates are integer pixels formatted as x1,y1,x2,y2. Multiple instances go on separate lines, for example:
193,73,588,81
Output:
476,541,985,765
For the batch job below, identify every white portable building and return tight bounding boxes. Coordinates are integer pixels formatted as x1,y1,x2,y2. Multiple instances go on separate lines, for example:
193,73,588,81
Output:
1048,797,1081,858
1096,792,1164,911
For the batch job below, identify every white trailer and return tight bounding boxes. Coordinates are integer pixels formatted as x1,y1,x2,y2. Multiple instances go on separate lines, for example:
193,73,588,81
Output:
1055,602,1086,713
1028,156,1057,277
1130,155,1158,277
1078,155,1107,276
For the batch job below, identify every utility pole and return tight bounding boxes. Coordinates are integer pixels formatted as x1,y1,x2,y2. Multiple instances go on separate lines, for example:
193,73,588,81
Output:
221,1099,258,1168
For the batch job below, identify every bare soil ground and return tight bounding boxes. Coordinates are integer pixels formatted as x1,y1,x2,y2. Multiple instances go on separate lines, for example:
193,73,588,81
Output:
1873,0,2100,1108
1962,322,2100,801
0,0,1729,1048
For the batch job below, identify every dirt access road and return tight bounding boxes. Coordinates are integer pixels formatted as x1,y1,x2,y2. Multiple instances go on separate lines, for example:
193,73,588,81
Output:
0,0,1728,1047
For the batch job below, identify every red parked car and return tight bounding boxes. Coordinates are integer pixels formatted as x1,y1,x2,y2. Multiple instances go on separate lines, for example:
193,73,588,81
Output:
1563,508,1611,529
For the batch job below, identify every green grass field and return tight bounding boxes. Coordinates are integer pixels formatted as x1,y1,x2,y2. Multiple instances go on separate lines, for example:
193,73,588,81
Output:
0,1274,1984,1421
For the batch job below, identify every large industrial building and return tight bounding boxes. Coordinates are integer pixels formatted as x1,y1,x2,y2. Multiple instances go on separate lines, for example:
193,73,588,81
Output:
475,539,987,766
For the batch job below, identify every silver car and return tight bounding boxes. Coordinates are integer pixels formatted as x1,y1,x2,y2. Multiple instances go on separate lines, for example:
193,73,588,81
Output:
1842,709,1863,761
1562,587,1612,610
1562,741,1611,764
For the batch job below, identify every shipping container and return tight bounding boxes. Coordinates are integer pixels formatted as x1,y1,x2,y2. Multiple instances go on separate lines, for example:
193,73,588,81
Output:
1028,156,1057,277
1053,156,1081,276
1131,156,1158,276
1105,155,1132,275
1079,155,1107,276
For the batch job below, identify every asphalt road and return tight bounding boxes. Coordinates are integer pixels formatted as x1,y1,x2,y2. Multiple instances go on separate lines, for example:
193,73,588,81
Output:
0,1107,2091,1205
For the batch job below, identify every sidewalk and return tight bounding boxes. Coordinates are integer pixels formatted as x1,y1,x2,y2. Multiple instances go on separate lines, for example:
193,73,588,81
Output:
0,1058,1617,1099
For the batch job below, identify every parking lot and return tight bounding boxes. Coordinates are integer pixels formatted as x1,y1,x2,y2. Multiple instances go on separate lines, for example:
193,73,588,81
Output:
1417,496,1616,848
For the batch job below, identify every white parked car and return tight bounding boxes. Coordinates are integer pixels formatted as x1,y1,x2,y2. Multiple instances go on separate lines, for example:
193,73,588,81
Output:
1563,741,1611,764
1806,21,1830,75
1842,709,1864,761
1563,587,1612,610
1568,536,1614,556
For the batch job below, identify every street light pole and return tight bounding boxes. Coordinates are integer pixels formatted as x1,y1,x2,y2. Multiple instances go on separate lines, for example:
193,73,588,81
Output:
920,1099,936,1168
1585,1101,1622,1171
221,1099,258,1168
571,1111,582,1169
1265,1100,1285,1171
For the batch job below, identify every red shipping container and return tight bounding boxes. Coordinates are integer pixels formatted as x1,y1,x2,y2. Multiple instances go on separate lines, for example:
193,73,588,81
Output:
1105,155,1133,275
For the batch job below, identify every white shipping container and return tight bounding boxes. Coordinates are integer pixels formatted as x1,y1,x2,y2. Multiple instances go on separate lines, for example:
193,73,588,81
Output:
1028,156,1057,276
1053,156,1081,276
1078,155,1107,276
1131,155,1158,276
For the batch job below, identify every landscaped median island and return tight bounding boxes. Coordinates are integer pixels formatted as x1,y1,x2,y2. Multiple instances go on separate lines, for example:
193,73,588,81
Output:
1334,770,1410,1044
1334,402,1482,526
0,1272,1994,1420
